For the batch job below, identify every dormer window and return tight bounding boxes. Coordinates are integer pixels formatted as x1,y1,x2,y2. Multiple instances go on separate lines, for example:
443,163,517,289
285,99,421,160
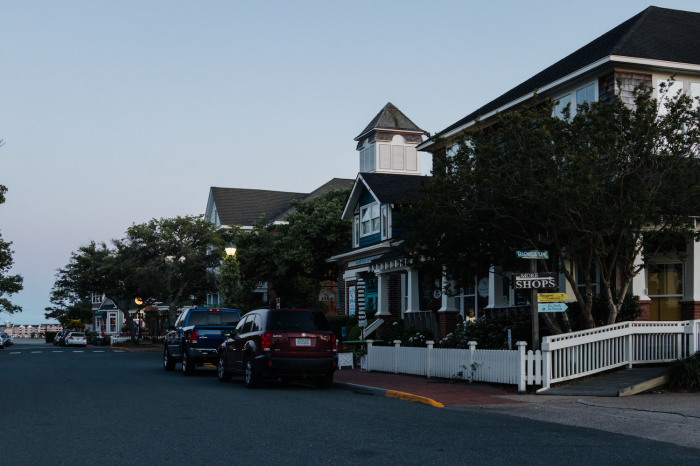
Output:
361,203,380,236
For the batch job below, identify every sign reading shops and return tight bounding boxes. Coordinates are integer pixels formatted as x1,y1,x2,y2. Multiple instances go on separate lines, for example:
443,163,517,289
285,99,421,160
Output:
512,272,557,290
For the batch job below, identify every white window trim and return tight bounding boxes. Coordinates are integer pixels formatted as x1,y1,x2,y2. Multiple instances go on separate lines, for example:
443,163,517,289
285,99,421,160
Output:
353,214,360,247
553,81,597,119
360,202,381,238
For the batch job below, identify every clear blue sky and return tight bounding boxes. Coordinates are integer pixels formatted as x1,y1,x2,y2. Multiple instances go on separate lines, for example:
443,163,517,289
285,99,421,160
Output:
2,0,698,324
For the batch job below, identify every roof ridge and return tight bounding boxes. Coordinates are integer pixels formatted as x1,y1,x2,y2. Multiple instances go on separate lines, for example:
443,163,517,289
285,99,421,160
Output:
611,6,656,55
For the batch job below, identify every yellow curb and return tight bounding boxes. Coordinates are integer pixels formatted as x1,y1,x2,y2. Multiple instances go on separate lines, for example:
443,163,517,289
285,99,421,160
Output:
109,346,129,351
203,363,216,368
385,390,444,408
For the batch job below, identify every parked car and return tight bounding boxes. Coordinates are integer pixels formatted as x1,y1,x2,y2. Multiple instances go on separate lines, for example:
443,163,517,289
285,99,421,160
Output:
163,308,242,375
0,332,13,348
53,330,66,345
64,332,87,347
58,331,74,347
216,308,337,389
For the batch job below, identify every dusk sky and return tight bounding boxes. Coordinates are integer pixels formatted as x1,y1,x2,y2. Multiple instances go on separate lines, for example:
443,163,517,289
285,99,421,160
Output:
2,0,698,324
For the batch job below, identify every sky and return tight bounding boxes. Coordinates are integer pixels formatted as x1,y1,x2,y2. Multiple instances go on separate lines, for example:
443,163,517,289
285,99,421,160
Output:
2,0,699,324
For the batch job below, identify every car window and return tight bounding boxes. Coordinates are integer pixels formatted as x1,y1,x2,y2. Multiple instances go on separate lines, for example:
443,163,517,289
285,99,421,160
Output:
249,314,260,333
255,314,262,332
267,311,331,332
235,316,249,335
240,316,254,334
175,313,185,327
72,333,85,338
186,311,240,326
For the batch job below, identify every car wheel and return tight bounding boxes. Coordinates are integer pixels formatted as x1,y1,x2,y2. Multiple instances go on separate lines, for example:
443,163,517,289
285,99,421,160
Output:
182,350,195,376
316,374,334,389
244,355,260,389
217,354,233,382
163,347,175,371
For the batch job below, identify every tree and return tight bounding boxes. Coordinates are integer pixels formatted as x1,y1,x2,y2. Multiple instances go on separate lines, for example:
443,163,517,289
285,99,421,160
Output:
216,254,243,308
125,216,223,324
227,188,351,310
402,79,700,334
1,182,24,315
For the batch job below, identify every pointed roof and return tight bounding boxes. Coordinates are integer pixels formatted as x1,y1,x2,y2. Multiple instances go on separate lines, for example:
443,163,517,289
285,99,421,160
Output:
355,102,425,141
211,187,307,227
431,6,700,140
271,178,355,222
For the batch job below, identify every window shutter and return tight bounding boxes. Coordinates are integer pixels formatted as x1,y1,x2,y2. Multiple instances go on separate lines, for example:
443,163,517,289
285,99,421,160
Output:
379,144,391,169
406,147,418,171
392,145,404,170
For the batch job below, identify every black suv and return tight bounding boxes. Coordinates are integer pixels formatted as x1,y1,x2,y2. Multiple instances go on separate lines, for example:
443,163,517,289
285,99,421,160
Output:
216,308,337,388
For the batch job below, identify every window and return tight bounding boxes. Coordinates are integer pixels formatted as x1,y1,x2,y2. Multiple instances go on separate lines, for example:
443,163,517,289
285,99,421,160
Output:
456,278,477,319
380,205,389,240
353,215,360,247
576,83,596,107
658,79,685,116
553,94,572,119
360,203,380,236
648,263,683,321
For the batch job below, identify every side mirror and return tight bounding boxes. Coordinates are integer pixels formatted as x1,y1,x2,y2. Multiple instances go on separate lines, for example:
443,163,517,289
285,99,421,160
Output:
223,332,232,338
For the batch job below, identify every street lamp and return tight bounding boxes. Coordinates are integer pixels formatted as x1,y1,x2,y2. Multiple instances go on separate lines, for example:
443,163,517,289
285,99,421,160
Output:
224,243,237,256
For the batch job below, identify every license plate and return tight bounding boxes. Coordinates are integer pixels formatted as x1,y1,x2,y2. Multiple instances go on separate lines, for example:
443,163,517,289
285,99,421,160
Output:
296,338,311,346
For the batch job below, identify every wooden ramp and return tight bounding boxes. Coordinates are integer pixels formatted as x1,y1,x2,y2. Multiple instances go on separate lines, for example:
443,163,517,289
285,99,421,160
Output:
544,367,668,397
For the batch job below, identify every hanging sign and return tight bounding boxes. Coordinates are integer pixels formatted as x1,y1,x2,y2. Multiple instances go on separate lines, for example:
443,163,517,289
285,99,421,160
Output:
538,303,568,313
433,289,442,299
517,250,549,259
537,293,568,303
512,272,557,290
348,286,356,316
477,278,490,297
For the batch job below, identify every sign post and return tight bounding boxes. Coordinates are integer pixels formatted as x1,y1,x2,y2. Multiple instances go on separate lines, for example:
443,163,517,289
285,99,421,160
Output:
517,250,549,352
276,297,280,310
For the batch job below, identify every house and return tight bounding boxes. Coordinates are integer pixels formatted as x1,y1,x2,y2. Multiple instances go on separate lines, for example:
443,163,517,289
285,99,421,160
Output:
204,177,354,310
415,5,700,327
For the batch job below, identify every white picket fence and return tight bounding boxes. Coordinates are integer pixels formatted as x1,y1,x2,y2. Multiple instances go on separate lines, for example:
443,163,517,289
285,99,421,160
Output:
365,320,700,392
110,336,130,345
366,340,541,392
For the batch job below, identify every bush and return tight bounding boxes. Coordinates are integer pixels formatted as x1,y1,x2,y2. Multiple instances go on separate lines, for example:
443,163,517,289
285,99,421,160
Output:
377,319,432,347
45,332,57,343
441,312,541,350
326,315,359,342
667,353,700,391
347,325,361,341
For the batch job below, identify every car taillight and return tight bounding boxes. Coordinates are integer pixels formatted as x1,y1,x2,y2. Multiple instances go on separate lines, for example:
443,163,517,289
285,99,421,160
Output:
331,334,337,352
262,332,271,352
191,330,198,344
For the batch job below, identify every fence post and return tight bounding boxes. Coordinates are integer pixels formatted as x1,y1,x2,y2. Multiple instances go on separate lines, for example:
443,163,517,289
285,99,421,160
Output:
627,334,634,369
468,341,477,382
366,340,373,372
394,340,401,374
426,340,434,379
686,321,698,356
540,338,551,391
516,341,527,393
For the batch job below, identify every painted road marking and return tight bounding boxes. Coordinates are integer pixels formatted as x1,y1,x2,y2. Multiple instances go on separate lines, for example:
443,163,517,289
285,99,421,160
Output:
113,350,126,353
31,351,42,353
10,352,21,354
94,351,105,353
53,351,63,353
73,351,84,353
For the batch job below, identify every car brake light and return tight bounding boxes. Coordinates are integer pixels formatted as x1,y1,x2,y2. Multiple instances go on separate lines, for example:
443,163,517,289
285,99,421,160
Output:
191,330,198,344
262,332,271,352
331,334,337,352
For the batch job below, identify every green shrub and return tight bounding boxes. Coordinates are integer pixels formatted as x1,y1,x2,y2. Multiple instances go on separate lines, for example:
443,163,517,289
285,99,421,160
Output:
441,312,543,349
377,319,432,347
326,315,358,342
667,353,700,391
347,325,361,341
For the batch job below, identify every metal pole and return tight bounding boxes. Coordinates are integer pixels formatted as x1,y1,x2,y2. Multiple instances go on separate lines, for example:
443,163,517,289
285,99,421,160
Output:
531,259,540,352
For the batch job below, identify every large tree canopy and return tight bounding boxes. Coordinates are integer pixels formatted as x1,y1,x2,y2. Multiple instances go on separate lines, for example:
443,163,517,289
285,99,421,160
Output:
0,183,24,315
401,79,700,334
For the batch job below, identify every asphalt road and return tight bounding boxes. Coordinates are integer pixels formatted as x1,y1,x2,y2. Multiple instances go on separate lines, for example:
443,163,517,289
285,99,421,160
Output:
1,345,699,466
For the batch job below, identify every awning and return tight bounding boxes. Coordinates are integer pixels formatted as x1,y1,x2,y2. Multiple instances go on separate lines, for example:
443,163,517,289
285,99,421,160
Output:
94,311,106,318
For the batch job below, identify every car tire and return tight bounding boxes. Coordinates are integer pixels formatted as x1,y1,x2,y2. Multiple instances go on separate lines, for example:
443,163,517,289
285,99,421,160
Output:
182,349,195,376
163,347,175,371
217,354,233,382
244,355,260,389
316,374,334,389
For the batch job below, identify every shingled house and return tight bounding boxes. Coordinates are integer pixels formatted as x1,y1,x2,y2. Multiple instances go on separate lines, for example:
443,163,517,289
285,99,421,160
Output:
204,178,354,309
416,6,700,326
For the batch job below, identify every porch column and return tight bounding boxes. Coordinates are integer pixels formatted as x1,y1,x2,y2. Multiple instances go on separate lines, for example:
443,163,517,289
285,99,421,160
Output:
681,237,700,320
631,252,651,320
438,276,459,340
406,268,421,313
376,271,391,317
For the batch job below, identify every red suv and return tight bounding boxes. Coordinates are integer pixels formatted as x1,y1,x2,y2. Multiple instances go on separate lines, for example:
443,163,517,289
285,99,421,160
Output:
216,308,337,388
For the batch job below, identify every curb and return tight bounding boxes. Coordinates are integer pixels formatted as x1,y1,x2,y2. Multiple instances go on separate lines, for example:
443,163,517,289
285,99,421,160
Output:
109,346,129,351
333,382,444,408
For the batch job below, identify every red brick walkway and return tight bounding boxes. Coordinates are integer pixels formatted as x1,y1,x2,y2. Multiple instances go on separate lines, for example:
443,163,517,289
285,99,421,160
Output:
335,368,523,406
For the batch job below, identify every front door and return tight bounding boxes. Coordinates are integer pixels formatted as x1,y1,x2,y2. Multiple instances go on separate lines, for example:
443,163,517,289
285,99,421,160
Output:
648,263,683,321
364,277,378,315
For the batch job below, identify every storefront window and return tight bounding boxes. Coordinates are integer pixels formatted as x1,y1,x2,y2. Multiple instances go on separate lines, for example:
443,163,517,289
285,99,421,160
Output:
648,263,683,321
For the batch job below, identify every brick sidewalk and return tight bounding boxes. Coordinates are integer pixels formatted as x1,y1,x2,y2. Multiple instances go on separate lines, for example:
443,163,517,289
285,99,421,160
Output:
335,368,523,406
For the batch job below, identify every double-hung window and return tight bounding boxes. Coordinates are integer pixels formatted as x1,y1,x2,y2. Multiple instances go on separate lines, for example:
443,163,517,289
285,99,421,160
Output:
360,203,380,236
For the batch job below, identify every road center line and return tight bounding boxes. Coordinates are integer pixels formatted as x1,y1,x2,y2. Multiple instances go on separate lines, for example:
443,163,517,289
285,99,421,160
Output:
10,352,21,354
93,350,105,353
31,351,42,353
53,351,63,353
73,351,84,353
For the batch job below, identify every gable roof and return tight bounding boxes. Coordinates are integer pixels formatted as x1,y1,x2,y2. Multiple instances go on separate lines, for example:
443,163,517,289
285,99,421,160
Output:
341,173,430,219
211,187,307,227
355,102,425,141
271,178,355,222
430,6,700,141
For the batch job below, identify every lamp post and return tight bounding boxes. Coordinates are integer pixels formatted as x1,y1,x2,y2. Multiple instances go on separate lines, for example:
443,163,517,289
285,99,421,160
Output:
224,243,237,256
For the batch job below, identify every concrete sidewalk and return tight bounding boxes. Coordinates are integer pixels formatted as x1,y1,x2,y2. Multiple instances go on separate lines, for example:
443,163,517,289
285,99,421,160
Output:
334,368,522,406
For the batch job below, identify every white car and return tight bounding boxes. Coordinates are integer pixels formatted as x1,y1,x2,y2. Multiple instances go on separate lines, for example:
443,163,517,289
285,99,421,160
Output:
64,332,87,347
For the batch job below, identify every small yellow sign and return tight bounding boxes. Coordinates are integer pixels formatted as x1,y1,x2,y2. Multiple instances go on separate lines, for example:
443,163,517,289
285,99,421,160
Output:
538,293,567,303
